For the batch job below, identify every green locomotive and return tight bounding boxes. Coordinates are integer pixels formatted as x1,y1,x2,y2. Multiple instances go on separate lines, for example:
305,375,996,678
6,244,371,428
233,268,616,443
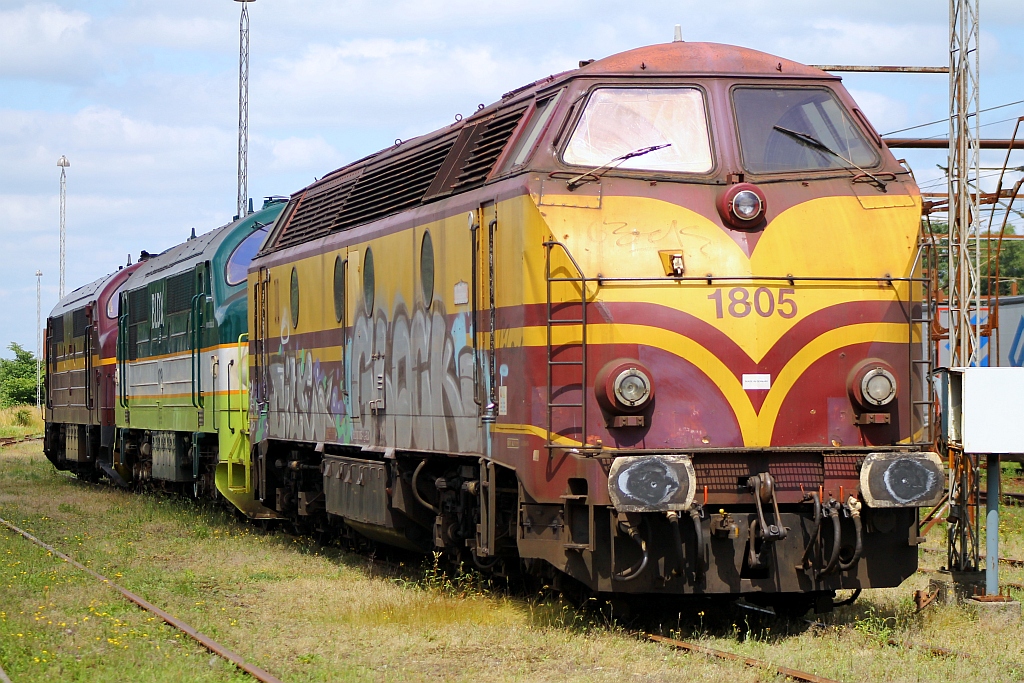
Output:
46,200,287,516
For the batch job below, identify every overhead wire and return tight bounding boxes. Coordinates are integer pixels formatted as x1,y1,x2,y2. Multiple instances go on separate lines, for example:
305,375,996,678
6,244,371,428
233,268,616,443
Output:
882,99,1024,136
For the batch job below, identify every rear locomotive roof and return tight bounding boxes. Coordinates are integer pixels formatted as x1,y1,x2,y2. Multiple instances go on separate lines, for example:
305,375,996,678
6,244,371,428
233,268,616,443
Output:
120,202,284,295
258,42,840,258
49,268,126,319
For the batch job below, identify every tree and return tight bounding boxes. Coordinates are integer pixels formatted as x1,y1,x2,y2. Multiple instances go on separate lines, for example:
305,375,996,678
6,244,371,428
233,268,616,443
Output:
0,343,40,407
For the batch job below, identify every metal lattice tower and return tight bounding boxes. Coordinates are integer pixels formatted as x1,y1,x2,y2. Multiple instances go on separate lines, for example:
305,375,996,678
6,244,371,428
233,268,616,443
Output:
57,155,69,298
35,270,42,410
946,0,982,575
235,0,255,218
947,0,982,367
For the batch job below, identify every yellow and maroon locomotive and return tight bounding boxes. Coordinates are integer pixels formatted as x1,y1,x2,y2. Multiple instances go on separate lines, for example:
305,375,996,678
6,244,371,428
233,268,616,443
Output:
247,41,941,613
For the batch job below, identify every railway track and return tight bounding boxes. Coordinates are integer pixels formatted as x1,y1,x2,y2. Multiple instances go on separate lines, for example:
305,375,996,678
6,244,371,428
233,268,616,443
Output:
646,633,844,683
0,516,283,683
0,435,42,448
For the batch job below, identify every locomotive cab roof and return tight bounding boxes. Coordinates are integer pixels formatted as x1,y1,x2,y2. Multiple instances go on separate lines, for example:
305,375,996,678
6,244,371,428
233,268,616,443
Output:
261,41,875,257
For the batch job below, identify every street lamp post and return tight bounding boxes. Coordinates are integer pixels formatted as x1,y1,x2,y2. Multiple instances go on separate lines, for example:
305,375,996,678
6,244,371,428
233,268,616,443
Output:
57,155,69,299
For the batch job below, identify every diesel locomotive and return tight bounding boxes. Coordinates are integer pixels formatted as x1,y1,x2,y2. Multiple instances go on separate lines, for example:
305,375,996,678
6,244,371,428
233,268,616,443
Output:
45,200,286,517
45,41,945,615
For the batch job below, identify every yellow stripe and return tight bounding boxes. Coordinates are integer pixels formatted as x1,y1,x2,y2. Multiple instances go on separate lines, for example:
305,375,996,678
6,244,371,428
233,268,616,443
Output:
254,321,909,447
520,321,908,446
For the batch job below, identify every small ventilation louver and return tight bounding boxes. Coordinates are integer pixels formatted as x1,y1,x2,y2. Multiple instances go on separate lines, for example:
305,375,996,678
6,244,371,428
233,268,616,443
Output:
49,316,65,343
449,108,526,192
165,271,196,314
72,308,88,337
273,175,359,251
333,138,456,232
128,288,149,325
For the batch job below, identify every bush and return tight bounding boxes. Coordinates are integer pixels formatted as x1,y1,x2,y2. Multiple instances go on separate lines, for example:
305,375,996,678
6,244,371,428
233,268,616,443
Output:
0,343,40,408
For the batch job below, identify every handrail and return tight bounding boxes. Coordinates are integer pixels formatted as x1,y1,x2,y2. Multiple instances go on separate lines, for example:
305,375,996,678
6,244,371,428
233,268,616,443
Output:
189,294,205,409
188,294,198,408
237,333,249,431
117,308,128,409
84,324,94,410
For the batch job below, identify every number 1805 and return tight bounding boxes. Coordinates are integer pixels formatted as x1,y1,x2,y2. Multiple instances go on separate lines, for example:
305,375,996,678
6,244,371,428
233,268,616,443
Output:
707,287,797,319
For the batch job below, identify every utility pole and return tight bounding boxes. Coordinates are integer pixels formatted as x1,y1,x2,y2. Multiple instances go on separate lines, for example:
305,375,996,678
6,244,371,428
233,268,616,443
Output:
35,270,42,411
235,0,255,219
57,155,69,298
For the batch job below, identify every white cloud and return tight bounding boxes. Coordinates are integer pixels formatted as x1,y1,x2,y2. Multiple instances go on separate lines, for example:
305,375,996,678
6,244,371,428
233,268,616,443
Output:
0,4,98,81
267,136,341,172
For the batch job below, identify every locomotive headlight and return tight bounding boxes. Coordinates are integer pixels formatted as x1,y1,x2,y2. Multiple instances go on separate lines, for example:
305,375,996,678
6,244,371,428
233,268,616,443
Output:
716,183,767,229
862,368,897,406
596,359,656,417
614,368,651,408
732,190,762,220
849,359,899,410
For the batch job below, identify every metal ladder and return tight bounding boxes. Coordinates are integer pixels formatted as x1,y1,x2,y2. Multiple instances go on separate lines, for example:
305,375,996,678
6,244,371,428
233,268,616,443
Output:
911,239,939,446
544,240,597,453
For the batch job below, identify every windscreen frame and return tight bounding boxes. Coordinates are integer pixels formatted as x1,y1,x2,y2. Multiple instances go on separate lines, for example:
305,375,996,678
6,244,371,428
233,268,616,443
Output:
730,83,883,178
557,82,719,179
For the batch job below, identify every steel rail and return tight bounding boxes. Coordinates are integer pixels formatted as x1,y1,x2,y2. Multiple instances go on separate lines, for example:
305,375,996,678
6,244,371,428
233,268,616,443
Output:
0,436,43,448
646,633,844,683
0,517,283,683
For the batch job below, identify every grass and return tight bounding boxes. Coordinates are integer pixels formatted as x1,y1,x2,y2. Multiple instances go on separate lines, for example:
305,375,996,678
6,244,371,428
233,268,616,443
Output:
0,405,44,439
1,440,1024,681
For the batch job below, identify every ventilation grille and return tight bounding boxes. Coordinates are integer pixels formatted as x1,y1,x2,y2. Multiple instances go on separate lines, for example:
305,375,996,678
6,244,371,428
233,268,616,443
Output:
273,175,359,251
165,271,195,314
128,288,149,325
333,138,456,232
127,325,138,361
72,308,88,337
49,316,65,343
449,108,526,192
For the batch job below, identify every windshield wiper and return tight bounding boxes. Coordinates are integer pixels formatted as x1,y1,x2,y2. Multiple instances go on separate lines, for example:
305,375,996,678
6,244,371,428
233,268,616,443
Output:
772,125,888,191
565,143,671,191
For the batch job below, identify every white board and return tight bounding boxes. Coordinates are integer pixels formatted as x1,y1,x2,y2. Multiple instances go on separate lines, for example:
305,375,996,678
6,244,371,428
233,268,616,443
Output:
961,366,1024,454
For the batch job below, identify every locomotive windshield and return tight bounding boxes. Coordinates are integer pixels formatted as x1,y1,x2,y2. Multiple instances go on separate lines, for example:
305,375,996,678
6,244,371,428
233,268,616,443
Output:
562,87,713,173
733,87,878,174
226,225,269,286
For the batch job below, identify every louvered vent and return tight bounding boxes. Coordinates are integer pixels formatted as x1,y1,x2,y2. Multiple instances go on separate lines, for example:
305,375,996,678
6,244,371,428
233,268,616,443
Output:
273,175,359,251
49,316,65,343
165,271,195,314
72,308,88,337
449,108,526,192
333,138,456,231
128,289,149,325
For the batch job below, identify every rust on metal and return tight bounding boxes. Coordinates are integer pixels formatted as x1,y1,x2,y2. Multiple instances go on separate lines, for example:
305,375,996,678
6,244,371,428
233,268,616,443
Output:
0,517,283,683
811,65,948,73
884,137,1024,149
647,633,844,683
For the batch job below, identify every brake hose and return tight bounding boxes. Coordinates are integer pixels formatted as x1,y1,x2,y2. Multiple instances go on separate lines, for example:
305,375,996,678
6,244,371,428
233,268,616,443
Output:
689,506,705,577
839,498,863,571
822,504,842,575
666,511,686,578
613,521,649,582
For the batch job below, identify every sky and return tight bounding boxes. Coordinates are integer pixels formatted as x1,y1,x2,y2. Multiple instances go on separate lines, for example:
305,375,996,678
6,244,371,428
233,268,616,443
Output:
2,0,1023,357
